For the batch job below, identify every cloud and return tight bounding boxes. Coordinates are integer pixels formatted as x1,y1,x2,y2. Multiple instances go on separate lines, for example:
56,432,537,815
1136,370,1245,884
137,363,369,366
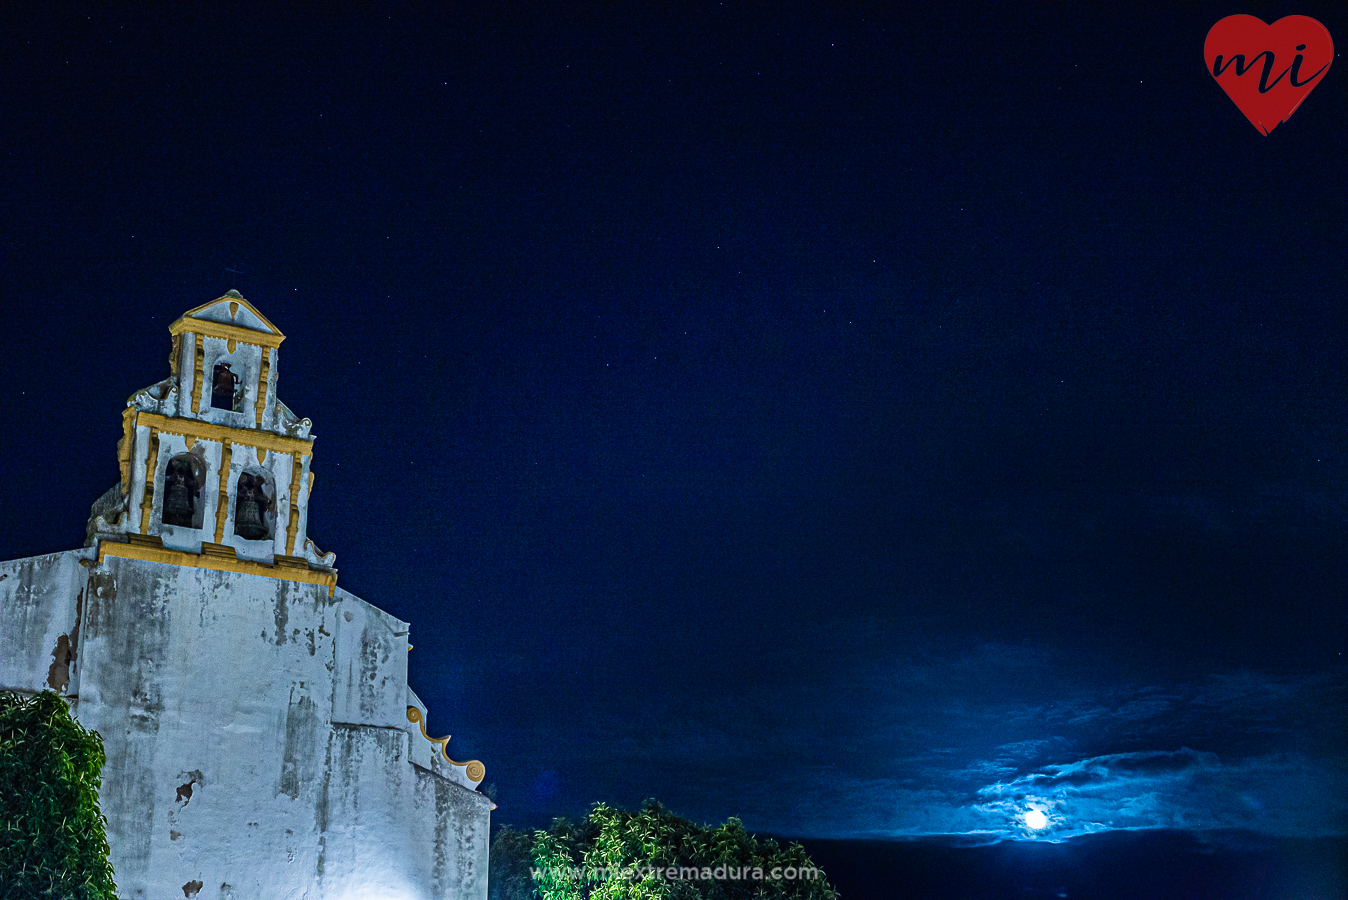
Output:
994,737,1069,759
476,625,1346,848
970,748,1348,841
706,666,1348,845
742,748,1347,845
1022,748,1212,787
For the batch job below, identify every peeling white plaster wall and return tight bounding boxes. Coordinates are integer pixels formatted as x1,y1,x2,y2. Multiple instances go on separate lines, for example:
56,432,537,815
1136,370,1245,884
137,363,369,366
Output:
0,551,490,900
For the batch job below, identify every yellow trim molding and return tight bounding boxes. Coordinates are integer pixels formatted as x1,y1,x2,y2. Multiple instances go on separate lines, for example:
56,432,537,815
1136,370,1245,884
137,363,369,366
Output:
118,407,136,493
136,411,314,456
193,333,207,413
214,441,233,543
406,707,485,783
170,316,284,350
98,537,336,596
253,347,271,427
176,293,285,338
285,456,303,555
139,429,161,532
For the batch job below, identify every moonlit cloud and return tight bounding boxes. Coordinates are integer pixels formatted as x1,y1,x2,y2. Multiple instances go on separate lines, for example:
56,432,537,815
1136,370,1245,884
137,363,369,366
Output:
645,662,1348,845
736,748,1347,845
973,748,1348,841
468,635,1346,844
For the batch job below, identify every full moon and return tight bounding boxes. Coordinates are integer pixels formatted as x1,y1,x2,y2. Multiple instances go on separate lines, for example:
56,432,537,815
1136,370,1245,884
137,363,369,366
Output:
1023,809,1049,830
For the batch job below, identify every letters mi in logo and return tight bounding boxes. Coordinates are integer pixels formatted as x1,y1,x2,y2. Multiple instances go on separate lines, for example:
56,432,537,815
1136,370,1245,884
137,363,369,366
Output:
1205,15,1333,135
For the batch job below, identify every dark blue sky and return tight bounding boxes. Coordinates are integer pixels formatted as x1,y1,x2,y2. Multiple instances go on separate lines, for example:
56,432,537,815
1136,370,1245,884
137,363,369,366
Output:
2,0,1345,882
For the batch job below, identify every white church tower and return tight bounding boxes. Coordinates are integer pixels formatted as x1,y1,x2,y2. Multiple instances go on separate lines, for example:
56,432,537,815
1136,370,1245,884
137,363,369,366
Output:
1,292,491,900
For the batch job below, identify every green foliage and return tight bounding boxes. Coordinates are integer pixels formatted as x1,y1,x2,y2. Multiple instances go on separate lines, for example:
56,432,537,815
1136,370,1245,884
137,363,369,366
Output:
490,801,838,900
0,691,117,900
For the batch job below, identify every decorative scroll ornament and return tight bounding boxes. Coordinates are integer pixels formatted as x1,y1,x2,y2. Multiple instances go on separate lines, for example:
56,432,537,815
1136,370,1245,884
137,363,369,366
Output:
406,706,485,783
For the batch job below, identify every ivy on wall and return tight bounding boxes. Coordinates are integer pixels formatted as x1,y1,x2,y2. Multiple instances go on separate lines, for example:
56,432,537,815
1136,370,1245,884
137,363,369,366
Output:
0,690,117,900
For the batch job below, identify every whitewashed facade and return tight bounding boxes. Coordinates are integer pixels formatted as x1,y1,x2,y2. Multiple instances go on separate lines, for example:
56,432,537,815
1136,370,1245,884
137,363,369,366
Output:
0,293,490,900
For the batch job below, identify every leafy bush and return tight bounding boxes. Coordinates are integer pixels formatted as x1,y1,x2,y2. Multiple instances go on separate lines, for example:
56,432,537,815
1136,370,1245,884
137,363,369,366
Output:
0,691,117,900
490,800,838,900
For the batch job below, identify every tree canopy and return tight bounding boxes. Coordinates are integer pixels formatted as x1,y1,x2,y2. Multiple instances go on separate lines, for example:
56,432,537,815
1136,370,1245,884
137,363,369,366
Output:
490,801,838,900
0,690,117,900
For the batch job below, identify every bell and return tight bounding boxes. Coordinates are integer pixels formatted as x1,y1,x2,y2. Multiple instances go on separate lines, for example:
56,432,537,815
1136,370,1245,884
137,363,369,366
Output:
212,363,241,411
235,497,268,540
234,473,272,541
163,483,194,527
162,458,198,528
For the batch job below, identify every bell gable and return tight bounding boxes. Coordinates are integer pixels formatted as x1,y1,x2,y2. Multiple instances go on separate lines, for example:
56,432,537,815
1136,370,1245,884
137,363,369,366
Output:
88,292,336,593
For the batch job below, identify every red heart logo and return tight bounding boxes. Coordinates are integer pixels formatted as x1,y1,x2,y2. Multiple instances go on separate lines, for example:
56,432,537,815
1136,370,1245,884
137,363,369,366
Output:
1204,15,1333,135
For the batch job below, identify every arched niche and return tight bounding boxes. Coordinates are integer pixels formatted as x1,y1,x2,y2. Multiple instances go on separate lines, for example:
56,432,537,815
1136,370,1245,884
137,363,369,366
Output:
234,467,276,542
210,361,244,412
161,453,207,530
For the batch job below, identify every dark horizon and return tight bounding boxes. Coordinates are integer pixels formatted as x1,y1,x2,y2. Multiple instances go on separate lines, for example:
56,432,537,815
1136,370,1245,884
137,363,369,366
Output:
792,831,1346,900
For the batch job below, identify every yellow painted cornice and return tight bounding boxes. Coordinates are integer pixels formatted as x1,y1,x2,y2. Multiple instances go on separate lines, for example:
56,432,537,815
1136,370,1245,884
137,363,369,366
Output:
134,411,313,456
169,315,285,350
176,293,285,338
406,706,486,784
98,536,336,595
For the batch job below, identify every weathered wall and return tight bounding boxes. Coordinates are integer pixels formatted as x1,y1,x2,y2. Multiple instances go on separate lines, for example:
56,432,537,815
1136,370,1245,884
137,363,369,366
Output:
0,549,93,696
0,550,489,900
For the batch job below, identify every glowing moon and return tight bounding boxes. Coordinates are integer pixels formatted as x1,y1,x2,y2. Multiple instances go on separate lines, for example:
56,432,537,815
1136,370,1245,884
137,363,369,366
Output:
1023,809,1049,830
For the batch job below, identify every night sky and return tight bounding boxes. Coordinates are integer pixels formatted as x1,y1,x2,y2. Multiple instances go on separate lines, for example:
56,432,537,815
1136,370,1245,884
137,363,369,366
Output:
3,2,1346,896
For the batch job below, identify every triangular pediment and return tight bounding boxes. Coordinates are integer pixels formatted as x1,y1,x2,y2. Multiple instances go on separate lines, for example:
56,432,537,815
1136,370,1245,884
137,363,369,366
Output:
173,291,284,338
